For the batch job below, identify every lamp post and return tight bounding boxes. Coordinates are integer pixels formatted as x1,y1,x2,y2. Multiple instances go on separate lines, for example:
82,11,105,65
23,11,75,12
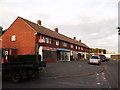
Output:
117,27,120,55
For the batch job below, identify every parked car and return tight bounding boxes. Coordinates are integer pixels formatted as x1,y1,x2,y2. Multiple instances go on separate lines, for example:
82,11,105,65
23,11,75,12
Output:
106,57,110,61
99,55,107,62
88,56,101,65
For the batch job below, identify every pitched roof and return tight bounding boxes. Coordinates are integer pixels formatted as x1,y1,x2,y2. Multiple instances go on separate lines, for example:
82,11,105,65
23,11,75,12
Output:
20,17,90,49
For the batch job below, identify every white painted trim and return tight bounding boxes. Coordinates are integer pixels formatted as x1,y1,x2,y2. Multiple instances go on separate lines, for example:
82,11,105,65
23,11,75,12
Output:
34,33,37,35
39,46,43,61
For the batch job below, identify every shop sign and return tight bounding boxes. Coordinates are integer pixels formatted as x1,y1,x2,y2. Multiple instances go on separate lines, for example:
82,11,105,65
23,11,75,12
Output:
43,47,57,51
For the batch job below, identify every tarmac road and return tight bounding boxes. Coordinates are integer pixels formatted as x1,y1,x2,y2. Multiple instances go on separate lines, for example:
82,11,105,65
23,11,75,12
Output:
102,59,119,88
2,59,119,89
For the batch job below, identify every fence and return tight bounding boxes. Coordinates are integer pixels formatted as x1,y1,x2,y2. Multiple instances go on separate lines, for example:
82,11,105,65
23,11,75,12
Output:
111,55,120,60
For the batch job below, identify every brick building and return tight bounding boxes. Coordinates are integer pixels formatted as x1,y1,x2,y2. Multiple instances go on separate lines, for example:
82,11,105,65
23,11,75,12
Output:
1,16,91,62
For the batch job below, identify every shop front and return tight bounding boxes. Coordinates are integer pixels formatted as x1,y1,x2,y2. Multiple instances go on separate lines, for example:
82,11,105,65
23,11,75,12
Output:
39,46,57,62
57,48,70,61
78,52,85,60
71,51,86,60
72,51,79,60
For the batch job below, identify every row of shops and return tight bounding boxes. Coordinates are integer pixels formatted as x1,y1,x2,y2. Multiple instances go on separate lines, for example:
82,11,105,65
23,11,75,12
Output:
1,46,90,63
38,46,90,62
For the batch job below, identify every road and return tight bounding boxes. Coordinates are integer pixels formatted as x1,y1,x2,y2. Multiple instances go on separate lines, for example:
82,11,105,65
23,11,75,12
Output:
2,59,119,89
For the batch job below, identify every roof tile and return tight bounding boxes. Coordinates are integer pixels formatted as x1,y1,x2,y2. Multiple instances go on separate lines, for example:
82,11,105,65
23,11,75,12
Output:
20,17,90,48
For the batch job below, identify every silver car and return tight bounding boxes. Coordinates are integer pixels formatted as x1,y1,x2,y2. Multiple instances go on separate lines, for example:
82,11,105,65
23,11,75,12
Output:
89,56,101,65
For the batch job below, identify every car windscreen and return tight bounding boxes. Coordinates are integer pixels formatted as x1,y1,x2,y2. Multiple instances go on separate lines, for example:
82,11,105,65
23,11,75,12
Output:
91,56,99,59
99,55,106,58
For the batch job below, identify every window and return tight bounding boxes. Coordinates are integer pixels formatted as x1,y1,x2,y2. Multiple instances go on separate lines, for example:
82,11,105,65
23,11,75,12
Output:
70,44,73,48
91,56,99,59
56,40,59,46
45,37,49,44
11,35,16,41
40,35,52,44
40,35,45,39
40,35,42,39
63,42,67,47
49,38,51,44
81,47,83,50
78,46,80,50
76,46,77,49
39,35,46,43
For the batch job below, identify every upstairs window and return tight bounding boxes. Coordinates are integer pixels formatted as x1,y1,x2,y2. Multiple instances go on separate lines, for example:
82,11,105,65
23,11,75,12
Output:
63,42,67,47
70,44,73,48
40,35,42,39
81,47,83,50
40,35,43,39
56,40,59,46
45,37,49,44
76,46,77,49
78,46,80,50
11,35,16,41
39,35,47,43
49,38,51,44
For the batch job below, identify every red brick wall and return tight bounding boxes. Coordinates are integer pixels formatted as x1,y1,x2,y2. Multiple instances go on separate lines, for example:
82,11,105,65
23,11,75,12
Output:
2,17,37,55
36,34,87,52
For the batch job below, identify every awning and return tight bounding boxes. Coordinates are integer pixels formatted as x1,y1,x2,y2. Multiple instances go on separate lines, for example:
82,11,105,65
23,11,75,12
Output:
57,48,70,52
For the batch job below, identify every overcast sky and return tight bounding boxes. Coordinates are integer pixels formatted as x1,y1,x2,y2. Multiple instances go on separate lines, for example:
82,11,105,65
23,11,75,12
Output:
0,0,119,52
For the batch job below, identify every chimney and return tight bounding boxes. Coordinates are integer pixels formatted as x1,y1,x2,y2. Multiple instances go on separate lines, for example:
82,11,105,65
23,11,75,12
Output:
79,40,81,42
37,20,41,25
54,28,58,33
73,37,76,40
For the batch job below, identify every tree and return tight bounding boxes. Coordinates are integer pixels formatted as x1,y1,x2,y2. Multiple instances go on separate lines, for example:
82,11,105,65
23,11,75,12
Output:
91,48,99,53
103,49,106,54
91,48,106,54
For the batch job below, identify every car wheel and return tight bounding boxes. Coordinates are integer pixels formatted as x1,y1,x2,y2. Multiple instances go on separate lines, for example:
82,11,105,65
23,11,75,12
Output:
12,73,22,83
98,62,101,65
88,62,91,64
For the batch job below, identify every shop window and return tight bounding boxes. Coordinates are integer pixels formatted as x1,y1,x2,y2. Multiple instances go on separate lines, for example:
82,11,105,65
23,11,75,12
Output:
43,50,57,62
11,35,16,41
56,40,59,46
59,52,70,61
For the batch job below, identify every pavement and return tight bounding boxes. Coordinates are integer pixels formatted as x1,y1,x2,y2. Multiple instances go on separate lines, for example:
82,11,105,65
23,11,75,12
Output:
39,60,104,79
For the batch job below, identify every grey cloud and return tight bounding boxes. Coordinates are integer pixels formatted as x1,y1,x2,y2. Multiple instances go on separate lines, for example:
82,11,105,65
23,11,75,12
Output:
46,17,117,51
